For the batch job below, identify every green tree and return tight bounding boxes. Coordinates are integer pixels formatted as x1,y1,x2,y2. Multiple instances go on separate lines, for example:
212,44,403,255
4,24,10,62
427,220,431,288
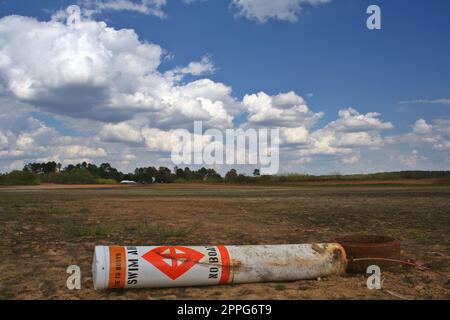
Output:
225,169,238,180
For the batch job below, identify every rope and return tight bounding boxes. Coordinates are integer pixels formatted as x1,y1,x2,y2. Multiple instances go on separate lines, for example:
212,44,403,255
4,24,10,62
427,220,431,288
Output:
351,257,449,280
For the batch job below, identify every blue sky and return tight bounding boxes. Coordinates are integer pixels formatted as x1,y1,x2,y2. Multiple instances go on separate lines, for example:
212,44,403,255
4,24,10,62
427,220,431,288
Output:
0,0,449,174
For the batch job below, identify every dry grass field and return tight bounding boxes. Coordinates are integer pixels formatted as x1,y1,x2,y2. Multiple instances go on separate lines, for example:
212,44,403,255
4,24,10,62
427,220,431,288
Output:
0,183,449,299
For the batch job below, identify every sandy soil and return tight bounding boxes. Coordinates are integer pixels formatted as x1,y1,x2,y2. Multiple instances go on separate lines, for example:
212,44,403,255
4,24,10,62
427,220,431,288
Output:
0,184,449,300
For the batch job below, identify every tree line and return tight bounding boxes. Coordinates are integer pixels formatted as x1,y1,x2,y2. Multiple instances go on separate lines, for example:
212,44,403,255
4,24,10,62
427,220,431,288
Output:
0,160,449,185
19,161,253,184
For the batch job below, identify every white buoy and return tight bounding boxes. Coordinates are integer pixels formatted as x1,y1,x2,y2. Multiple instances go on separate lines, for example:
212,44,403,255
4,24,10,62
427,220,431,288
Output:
92,244,347,290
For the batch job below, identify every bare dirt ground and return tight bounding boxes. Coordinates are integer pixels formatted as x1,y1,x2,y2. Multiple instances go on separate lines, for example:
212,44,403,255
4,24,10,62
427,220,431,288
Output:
0,183,449,300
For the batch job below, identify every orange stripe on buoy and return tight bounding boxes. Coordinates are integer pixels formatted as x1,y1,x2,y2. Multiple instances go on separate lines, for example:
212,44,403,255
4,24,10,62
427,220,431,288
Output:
218,245,231,284
108,246,126,289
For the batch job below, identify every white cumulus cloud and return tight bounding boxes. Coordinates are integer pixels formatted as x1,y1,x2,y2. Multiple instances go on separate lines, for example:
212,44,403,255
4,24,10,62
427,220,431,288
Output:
0,13,239,130
79,0,168,18
243,91,323,128
100,122,144,143
231,0,330,23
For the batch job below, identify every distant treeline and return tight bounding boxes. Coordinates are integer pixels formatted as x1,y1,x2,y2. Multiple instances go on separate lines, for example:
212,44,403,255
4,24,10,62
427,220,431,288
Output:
0,161,449,185
0,161,224,185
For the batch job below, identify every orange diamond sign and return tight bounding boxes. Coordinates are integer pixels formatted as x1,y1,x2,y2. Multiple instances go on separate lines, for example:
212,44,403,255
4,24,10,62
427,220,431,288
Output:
142,246,205,280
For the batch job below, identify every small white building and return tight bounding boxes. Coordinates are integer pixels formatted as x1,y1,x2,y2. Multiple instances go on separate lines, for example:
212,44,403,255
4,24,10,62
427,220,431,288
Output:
120,180,137,185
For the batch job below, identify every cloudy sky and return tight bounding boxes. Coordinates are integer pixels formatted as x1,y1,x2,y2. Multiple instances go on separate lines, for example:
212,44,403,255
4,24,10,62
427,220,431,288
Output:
0,0,449,174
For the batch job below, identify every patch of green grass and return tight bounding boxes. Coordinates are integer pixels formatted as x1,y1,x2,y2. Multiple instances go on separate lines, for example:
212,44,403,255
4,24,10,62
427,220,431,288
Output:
3,208,22,218
95,178,118,184
62,221,195,240
63,222,110,237
134,222,195,239
78,206,91,214
274,284,286,291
